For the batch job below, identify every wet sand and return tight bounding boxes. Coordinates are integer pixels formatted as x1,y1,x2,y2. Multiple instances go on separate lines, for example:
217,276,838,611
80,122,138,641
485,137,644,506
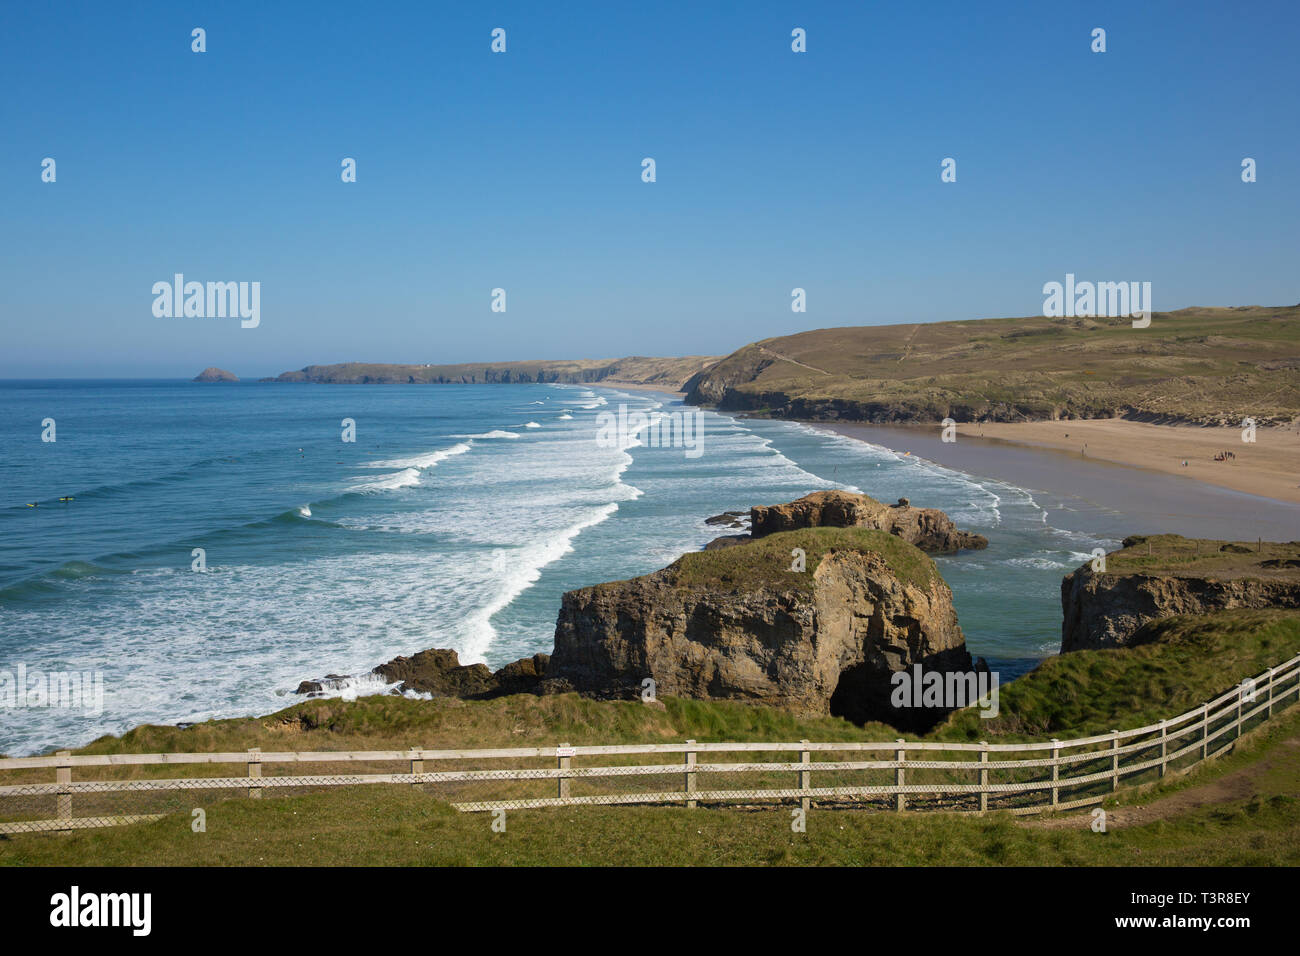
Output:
817,421,1300,541
972,420,1300,504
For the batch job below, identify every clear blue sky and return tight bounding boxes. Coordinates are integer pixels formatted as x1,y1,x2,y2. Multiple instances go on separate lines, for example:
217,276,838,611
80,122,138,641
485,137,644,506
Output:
2,0,1296,378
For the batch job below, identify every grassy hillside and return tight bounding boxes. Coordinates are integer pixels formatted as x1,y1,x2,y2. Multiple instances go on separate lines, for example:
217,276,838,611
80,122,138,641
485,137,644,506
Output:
6,728,1300,867
939,609,1300,740
266,355,717,389
4,609,1299,866
684,305,1300,425
1097,534,1300,579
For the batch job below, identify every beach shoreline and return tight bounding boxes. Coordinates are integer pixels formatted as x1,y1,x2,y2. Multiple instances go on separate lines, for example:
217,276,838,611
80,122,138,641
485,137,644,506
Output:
592,381,687,396
806,419,1300,541
965,420,1300,504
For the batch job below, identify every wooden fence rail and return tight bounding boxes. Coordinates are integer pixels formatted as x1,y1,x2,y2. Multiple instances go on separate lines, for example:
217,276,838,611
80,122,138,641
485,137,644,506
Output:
2,653,1298,832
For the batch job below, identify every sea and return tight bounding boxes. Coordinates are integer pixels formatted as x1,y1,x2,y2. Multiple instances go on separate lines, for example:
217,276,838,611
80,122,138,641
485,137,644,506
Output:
0,379,1118,755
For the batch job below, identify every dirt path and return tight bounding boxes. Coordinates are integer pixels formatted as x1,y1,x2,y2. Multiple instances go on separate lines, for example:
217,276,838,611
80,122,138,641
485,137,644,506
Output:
897,324,922,364
1024,737,1300,830
756,345,830,376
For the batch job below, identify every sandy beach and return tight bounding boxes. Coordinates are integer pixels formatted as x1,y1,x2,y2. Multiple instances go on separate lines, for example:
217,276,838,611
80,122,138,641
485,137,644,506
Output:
969,420,1300,505
597,381,687,396
816,420,1300,541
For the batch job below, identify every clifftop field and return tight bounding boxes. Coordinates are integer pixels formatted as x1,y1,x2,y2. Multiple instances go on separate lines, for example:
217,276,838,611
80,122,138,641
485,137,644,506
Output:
4,609,1300,866
683,305,1300,426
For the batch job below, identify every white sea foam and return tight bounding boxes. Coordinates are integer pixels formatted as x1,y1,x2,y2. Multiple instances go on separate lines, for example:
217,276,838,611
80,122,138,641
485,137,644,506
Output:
459,501,621,662
365,441,473,469
349,467,422,492
453,430,520,439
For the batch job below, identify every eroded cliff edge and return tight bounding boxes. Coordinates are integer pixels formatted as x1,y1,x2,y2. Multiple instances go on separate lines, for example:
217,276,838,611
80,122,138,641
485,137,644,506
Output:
1061,534,1300,652
732,489,988,554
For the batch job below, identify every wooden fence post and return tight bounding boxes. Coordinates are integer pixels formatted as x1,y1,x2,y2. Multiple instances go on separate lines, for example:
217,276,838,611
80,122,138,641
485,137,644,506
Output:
247,748,261,799
978,741,989,813
409,748,423,790
894,739,906,812
798,739,811,815
684,740,697,809
1267,668,1275,718
56,751,72,828
1110,731,1120,791
1159,720,1168,778
557,743,571,801
1236,683,1245,741
1201,704,1209,760
1050,739,1061,807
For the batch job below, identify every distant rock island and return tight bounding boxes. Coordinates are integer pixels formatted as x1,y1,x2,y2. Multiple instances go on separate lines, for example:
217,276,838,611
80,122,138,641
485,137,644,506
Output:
193,367,238,382
262,356,717,391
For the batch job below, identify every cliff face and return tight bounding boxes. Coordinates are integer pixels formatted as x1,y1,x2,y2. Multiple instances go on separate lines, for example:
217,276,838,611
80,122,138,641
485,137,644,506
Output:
1060,535,1300,652
547,528,972,729
749,490,988,553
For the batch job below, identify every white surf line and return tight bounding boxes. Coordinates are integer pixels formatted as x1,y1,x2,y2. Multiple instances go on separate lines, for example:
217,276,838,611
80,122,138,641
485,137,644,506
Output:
790,420,1009,521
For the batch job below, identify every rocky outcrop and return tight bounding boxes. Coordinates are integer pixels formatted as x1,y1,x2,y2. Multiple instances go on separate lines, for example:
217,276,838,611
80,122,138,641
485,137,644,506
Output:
296,649,549,699
739,490,988,553
546,528,972,730
193,367,238,382
705,510,749,530
1060,535,1300,652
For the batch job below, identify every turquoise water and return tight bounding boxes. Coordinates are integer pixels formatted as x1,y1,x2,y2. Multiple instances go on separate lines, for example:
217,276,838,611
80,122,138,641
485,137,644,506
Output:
0,380,1113,754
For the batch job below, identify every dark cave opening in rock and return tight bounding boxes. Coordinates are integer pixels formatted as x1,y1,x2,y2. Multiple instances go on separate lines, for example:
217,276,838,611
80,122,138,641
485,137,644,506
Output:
829,662,950,733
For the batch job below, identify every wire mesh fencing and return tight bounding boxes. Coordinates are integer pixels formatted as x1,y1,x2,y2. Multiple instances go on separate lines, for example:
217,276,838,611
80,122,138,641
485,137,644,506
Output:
2,652,1297,831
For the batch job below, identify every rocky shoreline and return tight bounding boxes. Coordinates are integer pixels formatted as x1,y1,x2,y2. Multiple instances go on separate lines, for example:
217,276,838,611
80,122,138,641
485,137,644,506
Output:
296,491,989,729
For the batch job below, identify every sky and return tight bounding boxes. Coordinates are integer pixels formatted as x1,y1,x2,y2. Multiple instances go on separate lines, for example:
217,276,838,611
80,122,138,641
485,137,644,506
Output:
1,0,1297,378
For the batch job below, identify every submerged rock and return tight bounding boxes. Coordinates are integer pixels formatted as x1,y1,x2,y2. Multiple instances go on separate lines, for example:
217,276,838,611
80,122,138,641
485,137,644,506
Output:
296,650,550,700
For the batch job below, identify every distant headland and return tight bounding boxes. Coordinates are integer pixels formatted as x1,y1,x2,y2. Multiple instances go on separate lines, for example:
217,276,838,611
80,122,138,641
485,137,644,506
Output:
260,356,717,392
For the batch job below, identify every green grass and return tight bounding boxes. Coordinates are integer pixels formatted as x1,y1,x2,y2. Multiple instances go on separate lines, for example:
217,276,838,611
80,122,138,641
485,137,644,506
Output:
1100,534,1300,578
937,609,1300,741
4,739,1299,866
667,527,938,594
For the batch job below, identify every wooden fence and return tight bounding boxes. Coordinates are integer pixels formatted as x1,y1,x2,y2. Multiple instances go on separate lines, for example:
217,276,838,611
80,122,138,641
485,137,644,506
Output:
2,652,1298,833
